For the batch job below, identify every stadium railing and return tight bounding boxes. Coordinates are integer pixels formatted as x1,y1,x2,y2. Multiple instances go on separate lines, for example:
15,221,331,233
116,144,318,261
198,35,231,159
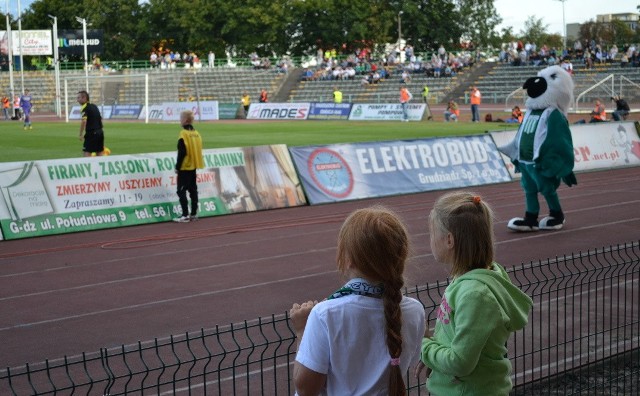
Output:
1,241,638,395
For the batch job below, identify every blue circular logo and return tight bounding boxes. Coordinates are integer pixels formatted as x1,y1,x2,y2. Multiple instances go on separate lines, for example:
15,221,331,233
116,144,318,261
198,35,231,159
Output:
308,148,354,198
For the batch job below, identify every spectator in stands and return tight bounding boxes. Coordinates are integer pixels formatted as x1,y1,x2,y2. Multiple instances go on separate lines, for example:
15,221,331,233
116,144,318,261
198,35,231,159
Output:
361,73,371,86
345,66,356,79
372,70,381,84
333,86,342,104
416,191,533,396
241,92,251,116
301,68,314,81
444,100,459,122
506,106,523,124
611,96,630,121
584,49,593,69
589,99,607,123
92,55,101,70
259,88,268,103
208,51,215,68
400,69,411,83
290,206,425,396
150,52,158,68
561,58,573,75
620,53,629,67
405,44,414,62
470,86,481,122
438,44,446,60
609,45,618,63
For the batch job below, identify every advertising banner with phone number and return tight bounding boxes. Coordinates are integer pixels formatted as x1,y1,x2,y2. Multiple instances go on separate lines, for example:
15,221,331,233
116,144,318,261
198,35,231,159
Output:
0,145,307,240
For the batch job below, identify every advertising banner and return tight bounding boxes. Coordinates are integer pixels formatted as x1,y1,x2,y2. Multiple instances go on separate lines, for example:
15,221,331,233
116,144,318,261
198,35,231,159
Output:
0,30,52,56
307,103,352,120
290,136,511,204
58,29,104,56
111,104,143,120
69,105,112,120
219,103,241,119
490,121,640,179
0,145,307,240
138,105,164,121
162,101,219,121
348,103,426,121
247,103,310,120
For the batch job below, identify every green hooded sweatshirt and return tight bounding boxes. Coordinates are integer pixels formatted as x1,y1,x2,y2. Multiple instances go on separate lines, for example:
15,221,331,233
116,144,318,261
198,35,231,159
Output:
421,262,533,395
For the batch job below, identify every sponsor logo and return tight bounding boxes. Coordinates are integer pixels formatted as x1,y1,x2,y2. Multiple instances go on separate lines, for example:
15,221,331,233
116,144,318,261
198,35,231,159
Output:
307,148,354,198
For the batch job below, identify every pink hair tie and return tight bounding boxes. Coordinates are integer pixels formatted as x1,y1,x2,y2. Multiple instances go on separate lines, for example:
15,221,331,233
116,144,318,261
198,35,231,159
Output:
390,357,401,366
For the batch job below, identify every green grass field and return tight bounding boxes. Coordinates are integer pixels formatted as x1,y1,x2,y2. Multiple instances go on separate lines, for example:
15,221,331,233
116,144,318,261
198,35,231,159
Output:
1,120,493,162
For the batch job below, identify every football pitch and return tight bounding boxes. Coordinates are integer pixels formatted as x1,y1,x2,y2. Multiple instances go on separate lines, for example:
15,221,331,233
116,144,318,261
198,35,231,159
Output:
1,120,492,162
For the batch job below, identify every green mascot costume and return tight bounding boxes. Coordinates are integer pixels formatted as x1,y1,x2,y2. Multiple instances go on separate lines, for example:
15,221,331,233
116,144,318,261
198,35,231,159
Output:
499,65,577,232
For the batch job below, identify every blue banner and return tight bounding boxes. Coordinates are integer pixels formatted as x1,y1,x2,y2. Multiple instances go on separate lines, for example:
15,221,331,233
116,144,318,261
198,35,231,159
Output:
308,103,352,120
110,104,143,120
289,136,512,204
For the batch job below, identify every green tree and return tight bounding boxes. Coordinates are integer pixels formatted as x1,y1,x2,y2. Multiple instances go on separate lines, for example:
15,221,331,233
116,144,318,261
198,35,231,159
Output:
144,0,225,57
606,19,634,46
218,0,292,56
21,0,146,60
456,0,503,47
519,16,549,45
286,0,396,56
400,0,463,51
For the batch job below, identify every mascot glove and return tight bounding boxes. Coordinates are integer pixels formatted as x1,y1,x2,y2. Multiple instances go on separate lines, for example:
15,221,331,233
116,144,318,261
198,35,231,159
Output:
562,172,578,187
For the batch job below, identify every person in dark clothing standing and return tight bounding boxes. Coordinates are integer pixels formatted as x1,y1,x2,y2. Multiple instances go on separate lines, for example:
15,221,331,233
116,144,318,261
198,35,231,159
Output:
611,96,630,121
77,90,105,157
173,110,204,223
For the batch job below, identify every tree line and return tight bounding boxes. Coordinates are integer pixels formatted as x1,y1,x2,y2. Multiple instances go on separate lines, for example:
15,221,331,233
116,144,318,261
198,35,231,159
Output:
1,0,638,62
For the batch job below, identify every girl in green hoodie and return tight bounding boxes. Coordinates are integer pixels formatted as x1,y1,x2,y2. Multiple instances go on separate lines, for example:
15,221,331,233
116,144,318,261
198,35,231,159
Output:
416,191,533,395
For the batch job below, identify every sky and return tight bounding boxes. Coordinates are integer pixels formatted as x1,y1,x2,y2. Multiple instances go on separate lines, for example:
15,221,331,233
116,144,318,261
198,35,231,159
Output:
5,0,639,37
494,0,637,36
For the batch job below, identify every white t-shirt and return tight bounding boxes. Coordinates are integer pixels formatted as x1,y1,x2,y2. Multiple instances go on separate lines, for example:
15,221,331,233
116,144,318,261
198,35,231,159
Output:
295,295,425,395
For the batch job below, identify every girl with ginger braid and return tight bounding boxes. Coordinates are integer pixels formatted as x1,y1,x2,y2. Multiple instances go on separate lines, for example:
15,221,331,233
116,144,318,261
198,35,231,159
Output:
290,206,425,395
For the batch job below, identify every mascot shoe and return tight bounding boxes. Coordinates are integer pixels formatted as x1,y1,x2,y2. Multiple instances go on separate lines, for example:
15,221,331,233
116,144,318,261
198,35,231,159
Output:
539,210,565,230
508,212,540,232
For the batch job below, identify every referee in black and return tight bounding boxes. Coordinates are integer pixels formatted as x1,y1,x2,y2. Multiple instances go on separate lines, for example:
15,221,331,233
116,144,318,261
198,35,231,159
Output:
77,90,105,157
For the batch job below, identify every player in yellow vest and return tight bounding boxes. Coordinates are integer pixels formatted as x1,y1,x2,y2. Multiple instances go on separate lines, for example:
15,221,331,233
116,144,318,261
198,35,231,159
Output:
173,110,204,222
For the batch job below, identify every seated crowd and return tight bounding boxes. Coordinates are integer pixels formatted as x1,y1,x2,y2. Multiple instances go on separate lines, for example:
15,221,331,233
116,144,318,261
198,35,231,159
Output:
499,39,639,69
300,44,474,84
150,49,203,69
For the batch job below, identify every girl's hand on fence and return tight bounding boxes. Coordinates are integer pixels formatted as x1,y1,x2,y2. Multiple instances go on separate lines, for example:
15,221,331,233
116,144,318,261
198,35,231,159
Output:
414,360,432,379
289,300,318,333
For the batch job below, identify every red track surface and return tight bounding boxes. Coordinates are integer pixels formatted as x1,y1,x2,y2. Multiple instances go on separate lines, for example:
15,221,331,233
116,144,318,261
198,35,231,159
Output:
1,166,639,369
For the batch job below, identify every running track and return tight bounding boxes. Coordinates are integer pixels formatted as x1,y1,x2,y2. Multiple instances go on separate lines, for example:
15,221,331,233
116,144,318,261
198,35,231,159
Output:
0,166,638,369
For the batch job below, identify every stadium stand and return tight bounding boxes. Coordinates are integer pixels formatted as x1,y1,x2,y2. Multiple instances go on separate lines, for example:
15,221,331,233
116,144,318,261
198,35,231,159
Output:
2,60,638,114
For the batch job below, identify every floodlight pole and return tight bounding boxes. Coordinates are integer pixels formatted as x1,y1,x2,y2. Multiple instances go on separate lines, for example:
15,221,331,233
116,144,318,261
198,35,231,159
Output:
5,0,15,99
555,0,567,51
49,14,61,117
17,0,24,93
397,11,403,57
75,16,89,92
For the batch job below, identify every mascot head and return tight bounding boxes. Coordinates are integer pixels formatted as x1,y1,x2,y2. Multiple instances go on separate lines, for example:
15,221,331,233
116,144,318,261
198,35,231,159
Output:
523,65,574,114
